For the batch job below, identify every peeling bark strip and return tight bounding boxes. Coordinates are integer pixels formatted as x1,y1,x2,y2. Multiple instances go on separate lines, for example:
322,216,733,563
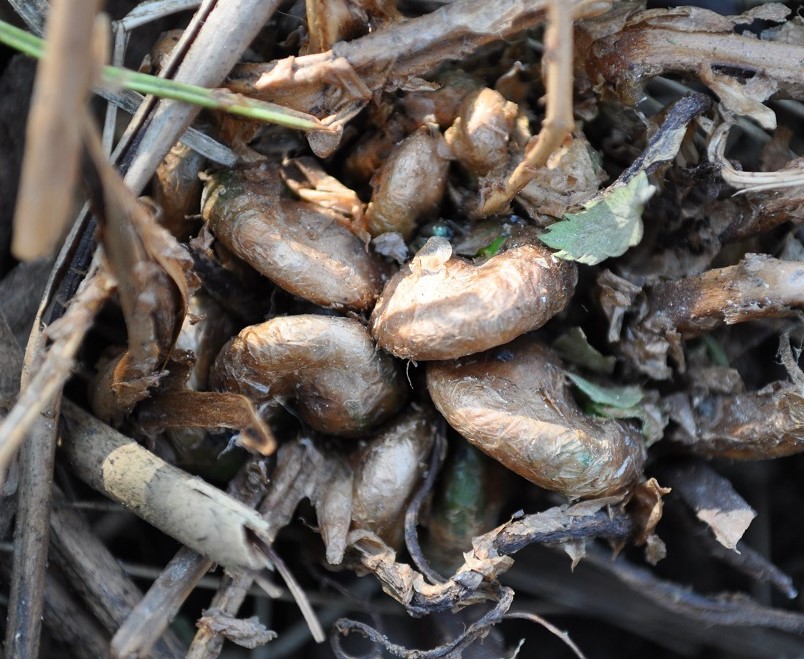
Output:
61,401,274,571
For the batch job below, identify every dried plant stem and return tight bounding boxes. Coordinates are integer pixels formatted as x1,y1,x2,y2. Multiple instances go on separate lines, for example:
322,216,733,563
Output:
508,545,804,655
579,22,804,101
50,489,186,657
404,432,448,585
0,19,329,133
9,0,101,260
0,267,112,476
187,450,336,657
332,588,515,659
3,263,111,659
622,254,804,377
111,547,210,658
668,382,804,460
228,0,608,149
6,0,49,36
709,121,804,194
39,570,112,659
481,0,575,214
0,555,111,659
186,571,254,659
346,504,632,621
4,406,60,658
122,0,285,194
2,22,108,637
505,612,588,659
643,255,804,337
334,0,590,75
584,545,804,633
137,392,277,455
61,401,276,571
0,0,271,492
113,459,268,658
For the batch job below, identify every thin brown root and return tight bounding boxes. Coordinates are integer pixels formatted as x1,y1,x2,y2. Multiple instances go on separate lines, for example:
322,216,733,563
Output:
331,587,514,659
404,427,448,585
504,611,588,659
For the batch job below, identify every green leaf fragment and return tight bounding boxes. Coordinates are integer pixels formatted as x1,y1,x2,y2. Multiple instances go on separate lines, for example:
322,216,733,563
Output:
567,372,643,409
540,171,656,265
568,371,666,445
0,18,326,132
475,234,506,259
589,403,666,446
553,327,616,375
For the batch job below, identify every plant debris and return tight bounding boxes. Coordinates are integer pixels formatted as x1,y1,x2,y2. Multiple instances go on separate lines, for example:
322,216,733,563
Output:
3,0,804,657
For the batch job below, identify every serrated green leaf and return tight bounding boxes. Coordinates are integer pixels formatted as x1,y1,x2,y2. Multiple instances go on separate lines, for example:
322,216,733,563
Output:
567,372,643,409
540,172,656,265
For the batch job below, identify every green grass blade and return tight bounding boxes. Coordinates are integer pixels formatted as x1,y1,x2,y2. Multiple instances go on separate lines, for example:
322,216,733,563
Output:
0,18,328,132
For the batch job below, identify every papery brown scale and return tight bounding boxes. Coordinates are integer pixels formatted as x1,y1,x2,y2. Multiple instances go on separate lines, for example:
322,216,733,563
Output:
350,408,437,541
370,236,577,360
202,169,384,310
211,314,407,437
364,128,450,240
427,338,646,499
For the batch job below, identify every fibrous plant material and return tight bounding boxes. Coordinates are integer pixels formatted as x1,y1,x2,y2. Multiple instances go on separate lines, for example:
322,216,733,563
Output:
666,381,804,460
0,265,113,476
575,3,804,104
111,547,212,659
365,127,450,240
112,456,269,658
49,487,186,657
350,408,437,540
226,0,612,156
371,236,577,360
202,168,384,311
343,501,633,618
85,118,199,424
480,0,576,215
212,314,407,437
6,0,804,655
427,338,645,499
620,254,804,377
194,608,277,650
